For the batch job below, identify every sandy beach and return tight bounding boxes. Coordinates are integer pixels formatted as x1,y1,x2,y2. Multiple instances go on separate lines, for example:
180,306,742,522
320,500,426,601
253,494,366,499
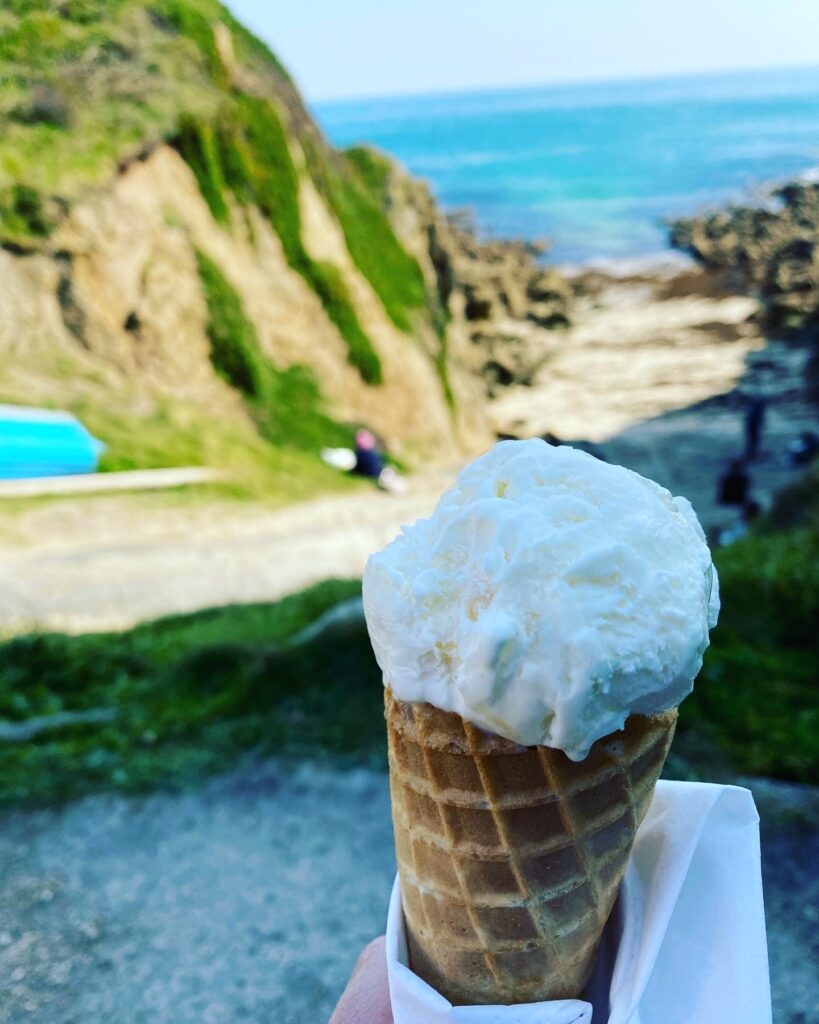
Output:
490,269,764,442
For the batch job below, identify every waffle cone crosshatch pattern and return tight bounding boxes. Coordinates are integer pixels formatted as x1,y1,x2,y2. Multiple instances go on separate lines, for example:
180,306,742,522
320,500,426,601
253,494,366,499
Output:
385,688,677,1005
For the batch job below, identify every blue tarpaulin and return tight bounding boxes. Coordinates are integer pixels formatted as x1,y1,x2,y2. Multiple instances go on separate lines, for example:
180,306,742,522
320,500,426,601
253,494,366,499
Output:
0,406,105,479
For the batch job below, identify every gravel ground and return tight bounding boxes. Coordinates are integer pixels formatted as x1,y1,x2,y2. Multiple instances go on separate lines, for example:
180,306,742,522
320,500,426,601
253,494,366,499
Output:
0,762,816,1024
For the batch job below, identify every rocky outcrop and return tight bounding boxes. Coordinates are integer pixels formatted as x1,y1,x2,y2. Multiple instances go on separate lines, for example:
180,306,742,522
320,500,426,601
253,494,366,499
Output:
383,163,572,397
670,182,819,336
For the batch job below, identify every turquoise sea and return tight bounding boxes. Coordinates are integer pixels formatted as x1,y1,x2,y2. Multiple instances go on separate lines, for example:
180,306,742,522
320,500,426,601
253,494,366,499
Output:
315,65,819,265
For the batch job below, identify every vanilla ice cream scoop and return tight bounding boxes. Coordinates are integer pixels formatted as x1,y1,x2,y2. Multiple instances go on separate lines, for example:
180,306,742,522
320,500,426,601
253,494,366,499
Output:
363,439,719,760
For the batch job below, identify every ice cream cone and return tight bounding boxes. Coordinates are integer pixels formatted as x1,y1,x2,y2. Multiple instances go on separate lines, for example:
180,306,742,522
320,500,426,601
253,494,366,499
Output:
386,687,677,1006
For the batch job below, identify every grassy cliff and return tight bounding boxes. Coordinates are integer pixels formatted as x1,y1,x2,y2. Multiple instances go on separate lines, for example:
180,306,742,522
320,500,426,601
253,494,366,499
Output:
0,0,450,488
0,0,432,369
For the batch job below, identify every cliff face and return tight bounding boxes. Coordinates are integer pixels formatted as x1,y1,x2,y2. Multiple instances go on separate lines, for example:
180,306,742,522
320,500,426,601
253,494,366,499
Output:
1,145,464,460
383,160,572,395
0,1,568,479
670,182,819,337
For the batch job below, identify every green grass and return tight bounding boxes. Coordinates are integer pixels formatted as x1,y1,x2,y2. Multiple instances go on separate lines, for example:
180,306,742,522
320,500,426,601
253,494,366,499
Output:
177,98,383,383
0,184,55,239
675,469,819,783
344,146,392,203
0,580,382,806
179,97,430,361
66,395,360,501
0,0,386,382
310,143,428,333
306,259,383,384
150,0,231,89
344,143,453,400
0,0,293,212
197,249,264,396
333,169,426,332
0,1,222,225
151,0,291,79
195,248,355,451
176,116,230,223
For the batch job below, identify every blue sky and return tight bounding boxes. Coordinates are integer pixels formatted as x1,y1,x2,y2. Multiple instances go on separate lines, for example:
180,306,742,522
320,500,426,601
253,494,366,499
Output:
226,0,819,102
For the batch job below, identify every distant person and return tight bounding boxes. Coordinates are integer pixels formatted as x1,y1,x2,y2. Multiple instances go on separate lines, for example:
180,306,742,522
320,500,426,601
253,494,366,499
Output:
321,429,407,495
787,430,818,466
353,429,384,479
743,395,767,461
717,459,750,506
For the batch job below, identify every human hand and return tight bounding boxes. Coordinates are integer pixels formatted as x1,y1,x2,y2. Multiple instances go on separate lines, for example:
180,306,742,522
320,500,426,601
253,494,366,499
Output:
329,937,393,1023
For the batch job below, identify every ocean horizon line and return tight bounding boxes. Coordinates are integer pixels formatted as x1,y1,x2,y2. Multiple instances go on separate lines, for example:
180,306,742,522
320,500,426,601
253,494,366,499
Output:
312,60,819,112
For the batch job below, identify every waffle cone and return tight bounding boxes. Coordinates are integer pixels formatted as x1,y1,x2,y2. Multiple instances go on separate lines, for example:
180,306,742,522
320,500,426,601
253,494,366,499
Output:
386,687,676,1005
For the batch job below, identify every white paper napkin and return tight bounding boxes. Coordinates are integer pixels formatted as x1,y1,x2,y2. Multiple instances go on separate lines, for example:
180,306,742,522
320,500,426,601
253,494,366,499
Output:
386,781,771,1024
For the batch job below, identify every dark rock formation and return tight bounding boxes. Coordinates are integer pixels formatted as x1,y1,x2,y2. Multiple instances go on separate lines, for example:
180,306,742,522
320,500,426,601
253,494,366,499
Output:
382,165,573,395
440,216,573,392
670,182,819,337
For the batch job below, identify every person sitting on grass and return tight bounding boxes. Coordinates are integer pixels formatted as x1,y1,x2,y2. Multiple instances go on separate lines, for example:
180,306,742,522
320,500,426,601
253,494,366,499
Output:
353,429,384,479
321,429,407,495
